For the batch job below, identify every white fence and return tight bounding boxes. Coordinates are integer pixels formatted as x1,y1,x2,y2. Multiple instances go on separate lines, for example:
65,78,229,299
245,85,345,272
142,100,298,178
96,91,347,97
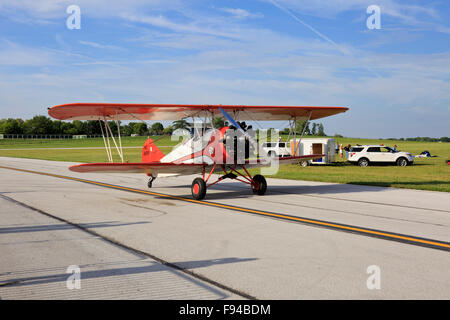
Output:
0,134,105,139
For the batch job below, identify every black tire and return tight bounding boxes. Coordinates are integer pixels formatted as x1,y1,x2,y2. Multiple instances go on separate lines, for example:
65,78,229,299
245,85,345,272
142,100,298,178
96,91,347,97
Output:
300,160,309,167
358,158,369,167
251,174,267,195
191,177,207,200
268,151,276,158
396,157,408,167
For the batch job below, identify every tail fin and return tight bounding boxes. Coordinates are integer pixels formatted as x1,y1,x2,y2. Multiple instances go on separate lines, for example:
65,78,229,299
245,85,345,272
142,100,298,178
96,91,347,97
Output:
142,138,165,163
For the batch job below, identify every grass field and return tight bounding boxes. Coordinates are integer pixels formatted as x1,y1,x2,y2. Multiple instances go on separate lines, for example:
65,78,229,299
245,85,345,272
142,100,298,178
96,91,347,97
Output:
261,138,450,193
1,136,449,192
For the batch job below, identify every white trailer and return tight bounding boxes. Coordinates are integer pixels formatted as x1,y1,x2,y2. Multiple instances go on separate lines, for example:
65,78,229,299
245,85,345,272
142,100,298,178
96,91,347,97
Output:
290,138,336,166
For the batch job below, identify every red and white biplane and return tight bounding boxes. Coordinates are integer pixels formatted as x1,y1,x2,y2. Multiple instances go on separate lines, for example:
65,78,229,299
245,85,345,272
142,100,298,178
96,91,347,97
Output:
48,103,348,200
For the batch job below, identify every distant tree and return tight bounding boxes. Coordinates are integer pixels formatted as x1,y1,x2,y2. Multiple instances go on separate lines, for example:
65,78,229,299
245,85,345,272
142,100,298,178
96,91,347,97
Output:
281,127,290,135
163,125,174,135
172,119,189,130
151,122,164,135
122,123,135,136
60,122,76,134
311,123,317,135
295,120,310,135
0,118,24,134
51,120,62,134
73,120,87,135
133,122,148,136
211,117,225,129
317,123,326,136
85,120,102,135
65,127,78,135
23,116,54,135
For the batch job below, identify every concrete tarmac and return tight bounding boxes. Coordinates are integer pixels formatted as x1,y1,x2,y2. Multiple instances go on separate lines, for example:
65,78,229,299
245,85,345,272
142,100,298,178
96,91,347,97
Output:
0,157,449,299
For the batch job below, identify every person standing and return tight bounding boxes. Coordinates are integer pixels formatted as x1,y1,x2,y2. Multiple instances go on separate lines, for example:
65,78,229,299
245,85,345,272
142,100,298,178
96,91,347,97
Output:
339,144,344,158
345,144,352,158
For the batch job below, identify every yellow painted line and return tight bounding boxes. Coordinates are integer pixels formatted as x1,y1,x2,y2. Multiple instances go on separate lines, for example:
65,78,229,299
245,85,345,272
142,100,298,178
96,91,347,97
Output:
1,165,449,251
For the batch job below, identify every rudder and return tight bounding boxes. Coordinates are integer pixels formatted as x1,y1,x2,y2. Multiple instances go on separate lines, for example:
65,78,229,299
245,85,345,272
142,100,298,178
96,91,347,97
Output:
142,138,165,162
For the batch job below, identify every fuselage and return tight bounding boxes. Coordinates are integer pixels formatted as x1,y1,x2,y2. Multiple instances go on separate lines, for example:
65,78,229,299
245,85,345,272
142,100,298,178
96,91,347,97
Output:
161,127,231,165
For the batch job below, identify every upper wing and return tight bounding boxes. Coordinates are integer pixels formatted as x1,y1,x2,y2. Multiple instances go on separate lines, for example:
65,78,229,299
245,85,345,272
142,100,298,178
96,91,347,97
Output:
48,103,348,121
69,162,207,175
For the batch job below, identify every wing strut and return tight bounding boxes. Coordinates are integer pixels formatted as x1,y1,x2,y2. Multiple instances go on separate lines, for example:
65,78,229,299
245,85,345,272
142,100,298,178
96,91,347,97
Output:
292,110,312,156
98,114,124,163
99,119,112,162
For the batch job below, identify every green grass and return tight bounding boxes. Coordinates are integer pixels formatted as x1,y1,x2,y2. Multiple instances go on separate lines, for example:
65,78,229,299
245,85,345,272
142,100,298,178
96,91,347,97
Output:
257,137,450,192
0,136,449,192
0,135,178,149
0,136,177,163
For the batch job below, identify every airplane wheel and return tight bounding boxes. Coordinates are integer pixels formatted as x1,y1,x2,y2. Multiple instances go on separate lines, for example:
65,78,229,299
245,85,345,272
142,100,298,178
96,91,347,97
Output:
251,174,267,195
147,176,155,188
191,178,207,200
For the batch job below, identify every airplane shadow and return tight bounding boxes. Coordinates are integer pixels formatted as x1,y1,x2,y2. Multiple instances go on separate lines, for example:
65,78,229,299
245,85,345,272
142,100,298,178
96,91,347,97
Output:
153,180,388,201
0,257,257,299
0,221,149,234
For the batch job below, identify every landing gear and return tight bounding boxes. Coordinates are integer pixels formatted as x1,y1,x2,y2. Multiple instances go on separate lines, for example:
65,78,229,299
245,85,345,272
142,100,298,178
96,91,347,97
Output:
147,176,156,188
251,174,267,195
189,164,269,200
191,177,207,200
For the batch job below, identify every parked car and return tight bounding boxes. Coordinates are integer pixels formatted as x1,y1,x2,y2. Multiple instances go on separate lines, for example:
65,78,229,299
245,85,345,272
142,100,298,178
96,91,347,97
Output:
261,141,291,157
348,145,414,167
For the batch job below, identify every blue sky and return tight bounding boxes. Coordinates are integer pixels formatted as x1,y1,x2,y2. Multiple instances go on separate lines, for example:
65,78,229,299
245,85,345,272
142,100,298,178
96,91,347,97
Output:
0,0,449,138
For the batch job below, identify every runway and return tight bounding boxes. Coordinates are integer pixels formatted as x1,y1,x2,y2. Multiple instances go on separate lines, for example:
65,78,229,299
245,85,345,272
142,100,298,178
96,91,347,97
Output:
1,157,449,299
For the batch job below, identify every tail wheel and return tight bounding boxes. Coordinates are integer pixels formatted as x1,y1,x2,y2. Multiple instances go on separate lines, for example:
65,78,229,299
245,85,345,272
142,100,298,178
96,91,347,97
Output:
251,174,267,195
191,177,207,200
147,176,155,188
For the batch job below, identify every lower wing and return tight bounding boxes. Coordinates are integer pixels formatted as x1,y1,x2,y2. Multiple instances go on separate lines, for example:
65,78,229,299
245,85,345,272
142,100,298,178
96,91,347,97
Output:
69,162,207,175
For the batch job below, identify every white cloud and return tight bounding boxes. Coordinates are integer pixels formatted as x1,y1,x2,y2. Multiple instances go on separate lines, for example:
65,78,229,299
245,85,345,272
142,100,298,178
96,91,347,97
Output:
78,40,123,50
0,40,57,66
221,8,264,19
267,0,448,34
119,12,241,39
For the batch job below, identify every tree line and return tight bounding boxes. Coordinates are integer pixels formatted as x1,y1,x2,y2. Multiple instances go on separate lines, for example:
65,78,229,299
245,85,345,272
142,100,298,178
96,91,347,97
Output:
3,115,446,142
0,116,329,137
385,137,450,142
0,116,174,136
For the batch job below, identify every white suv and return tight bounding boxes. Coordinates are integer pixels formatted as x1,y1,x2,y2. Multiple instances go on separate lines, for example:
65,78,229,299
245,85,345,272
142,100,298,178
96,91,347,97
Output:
348,145,414,167
261,142,291,157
